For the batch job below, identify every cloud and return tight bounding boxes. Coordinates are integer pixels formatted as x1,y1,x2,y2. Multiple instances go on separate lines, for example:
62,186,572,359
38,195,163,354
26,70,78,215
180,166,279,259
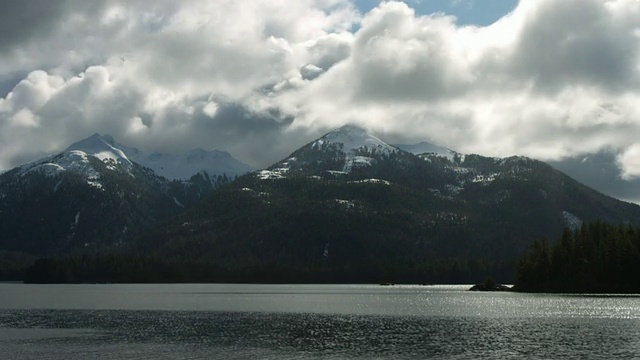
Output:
272,0,640,173
508,0,640,93
0,0,359,169
1,0,640,185
618,145,640,180
350,2,472,101
0,0,70,52
549,150,640,204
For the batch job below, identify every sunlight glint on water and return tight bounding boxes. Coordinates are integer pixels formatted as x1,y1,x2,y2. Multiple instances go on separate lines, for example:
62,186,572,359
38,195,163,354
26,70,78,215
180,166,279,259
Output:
1,284,639,359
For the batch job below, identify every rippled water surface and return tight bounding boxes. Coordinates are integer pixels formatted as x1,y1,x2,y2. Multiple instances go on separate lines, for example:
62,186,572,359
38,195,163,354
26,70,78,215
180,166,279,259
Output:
1,284,639,359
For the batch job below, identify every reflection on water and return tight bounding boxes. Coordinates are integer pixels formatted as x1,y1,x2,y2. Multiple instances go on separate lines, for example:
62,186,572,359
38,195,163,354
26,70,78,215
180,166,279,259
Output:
1,284,639,359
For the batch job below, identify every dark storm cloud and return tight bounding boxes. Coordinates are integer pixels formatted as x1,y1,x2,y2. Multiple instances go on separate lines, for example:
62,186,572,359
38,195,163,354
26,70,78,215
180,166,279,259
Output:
509,0,640,94
0,0,69,51
550,151,640,204
0,73,28,98
0,1,110,52
191,103,297,167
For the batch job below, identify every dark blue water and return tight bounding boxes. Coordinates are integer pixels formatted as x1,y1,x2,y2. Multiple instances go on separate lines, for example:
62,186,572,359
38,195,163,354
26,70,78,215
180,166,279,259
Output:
1,284,639,359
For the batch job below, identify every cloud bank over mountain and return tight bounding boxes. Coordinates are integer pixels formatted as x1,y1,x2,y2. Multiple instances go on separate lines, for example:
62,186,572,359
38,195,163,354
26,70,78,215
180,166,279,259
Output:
1,0,639,184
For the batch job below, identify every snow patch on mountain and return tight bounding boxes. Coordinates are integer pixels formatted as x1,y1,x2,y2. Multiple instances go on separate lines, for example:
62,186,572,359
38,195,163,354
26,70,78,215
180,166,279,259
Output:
67,211,81,240
51,179,62,192
471,173,498,184
562,211,583,230
86,177,104,190
257,168,288,180
335,199,356,209
349,179,391,186
23,162,65,177
449,166,471,175
267,157,298,175
343,155,376,172
445,184,463,195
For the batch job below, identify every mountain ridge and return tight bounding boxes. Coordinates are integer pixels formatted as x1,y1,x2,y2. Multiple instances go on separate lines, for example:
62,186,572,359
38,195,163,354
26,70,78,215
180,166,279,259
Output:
7,125,640,283
0,133,249,257
122,124,640,283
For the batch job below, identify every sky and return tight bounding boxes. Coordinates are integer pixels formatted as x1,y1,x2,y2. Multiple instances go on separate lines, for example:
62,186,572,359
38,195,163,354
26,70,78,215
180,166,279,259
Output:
1,0,640,200
354,0,518,26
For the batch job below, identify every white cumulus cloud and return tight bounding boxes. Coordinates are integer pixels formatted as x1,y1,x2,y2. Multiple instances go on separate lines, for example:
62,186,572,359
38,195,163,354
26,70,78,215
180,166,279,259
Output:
1,0,640,183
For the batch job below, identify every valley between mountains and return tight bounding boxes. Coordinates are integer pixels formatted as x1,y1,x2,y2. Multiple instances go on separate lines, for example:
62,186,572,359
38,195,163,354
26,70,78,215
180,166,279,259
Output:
2,125,640,284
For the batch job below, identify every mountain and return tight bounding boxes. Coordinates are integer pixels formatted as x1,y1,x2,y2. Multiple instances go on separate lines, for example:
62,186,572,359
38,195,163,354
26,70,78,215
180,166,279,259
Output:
122,146,253,181
399,142,640,206
548,151,640,204
0,133,247,258
257,124,399,179
64,133,133,169
394,141,455,161
135,125,640,283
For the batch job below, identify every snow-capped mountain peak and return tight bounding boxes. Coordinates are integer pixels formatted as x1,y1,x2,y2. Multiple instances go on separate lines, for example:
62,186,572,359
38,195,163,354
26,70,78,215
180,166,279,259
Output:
14,133,134,190
313,124,398,155
10,133,253,188
260,125,401,178
64,133,132,167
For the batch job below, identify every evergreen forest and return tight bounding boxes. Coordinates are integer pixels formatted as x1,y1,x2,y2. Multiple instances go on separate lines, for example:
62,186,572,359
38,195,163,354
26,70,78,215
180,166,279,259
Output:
515,222,640,293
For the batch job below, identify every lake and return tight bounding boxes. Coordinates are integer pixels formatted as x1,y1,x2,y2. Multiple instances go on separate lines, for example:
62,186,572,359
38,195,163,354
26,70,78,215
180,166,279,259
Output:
1,283,639,359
